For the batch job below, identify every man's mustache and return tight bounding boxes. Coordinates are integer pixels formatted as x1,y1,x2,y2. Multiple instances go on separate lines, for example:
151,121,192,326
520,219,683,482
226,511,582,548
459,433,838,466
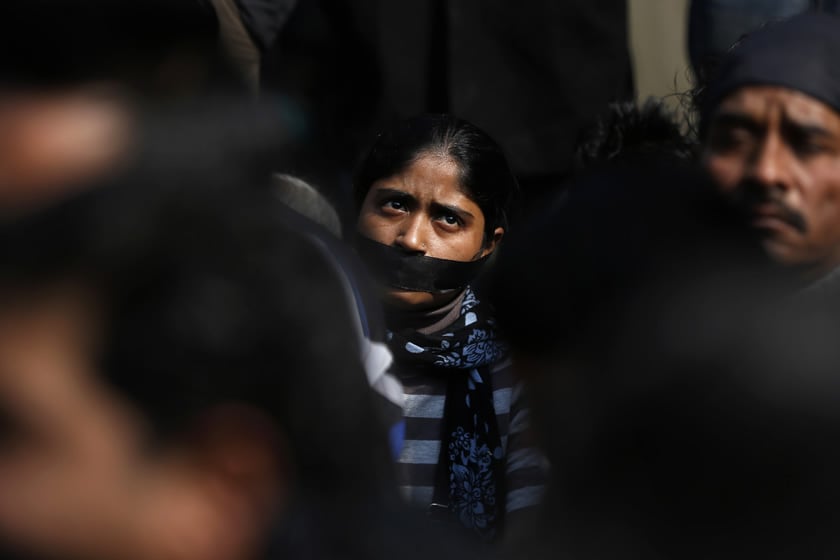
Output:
730,184,808,233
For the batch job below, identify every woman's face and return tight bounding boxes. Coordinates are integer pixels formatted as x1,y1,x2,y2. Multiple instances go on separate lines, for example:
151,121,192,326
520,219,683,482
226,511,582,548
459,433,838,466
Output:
357,153,503,310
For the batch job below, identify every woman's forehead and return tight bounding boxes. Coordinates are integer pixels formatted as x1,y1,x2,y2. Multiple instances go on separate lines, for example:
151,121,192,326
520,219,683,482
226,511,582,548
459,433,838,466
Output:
376,154,475,198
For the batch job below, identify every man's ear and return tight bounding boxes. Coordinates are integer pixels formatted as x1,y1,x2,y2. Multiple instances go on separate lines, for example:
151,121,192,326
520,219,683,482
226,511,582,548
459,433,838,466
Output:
175,405,291,556
135,405,292,560
481,227,505,258
186,404,290,512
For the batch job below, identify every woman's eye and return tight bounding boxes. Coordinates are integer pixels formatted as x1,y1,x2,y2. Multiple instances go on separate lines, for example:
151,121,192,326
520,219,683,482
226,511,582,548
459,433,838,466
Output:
383,200,405,211
440,213,461,226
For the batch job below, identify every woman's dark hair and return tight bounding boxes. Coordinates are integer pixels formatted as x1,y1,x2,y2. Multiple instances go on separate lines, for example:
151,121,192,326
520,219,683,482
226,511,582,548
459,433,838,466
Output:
353,114,520,240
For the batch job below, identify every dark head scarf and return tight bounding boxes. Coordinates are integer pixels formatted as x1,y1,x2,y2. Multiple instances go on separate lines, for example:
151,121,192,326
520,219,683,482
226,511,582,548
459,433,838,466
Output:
703,12,840,123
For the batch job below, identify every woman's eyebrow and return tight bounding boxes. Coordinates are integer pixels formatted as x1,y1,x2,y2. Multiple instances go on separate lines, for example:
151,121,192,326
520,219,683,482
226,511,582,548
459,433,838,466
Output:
373,187,414,200
432,201,474,220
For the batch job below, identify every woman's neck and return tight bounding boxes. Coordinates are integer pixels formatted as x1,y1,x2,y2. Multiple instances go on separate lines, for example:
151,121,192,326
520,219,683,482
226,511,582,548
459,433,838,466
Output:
384,290,466,335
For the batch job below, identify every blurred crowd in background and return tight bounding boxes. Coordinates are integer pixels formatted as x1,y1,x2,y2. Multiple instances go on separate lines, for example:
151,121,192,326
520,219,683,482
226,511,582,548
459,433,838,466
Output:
2,1,840,559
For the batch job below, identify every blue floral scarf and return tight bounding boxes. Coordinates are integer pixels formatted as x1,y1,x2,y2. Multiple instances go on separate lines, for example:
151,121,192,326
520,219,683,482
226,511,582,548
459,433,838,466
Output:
387,287,507,540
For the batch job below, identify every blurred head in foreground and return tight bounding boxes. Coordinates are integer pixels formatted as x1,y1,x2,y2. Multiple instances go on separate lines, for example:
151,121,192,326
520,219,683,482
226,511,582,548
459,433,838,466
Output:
490,159,840,558
574,99,696,173
0,150,396,560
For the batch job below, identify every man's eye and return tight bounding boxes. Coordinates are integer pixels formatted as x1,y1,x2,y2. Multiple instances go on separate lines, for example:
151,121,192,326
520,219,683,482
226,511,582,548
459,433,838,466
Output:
792,137,830,157
0,403,21,448
796,143,824,156
711,128,751,151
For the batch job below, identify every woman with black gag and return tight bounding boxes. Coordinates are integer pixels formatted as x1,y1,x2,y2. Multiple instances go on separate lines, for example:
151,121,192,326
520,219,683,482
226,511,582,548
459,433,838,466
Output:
352,114,546,542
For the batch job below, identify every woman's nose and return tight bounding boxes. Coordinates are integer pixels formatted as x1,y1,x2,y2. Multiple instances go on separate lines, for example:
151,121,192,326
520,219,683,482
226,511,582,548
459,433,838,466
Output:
394,215,427,254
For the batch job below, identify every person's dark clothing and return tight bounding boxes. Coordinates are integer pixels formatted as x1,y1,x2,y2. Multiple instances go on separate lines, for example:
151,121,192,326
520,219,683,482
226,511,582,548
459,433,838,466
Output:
234,0,299,52
259,0,634,211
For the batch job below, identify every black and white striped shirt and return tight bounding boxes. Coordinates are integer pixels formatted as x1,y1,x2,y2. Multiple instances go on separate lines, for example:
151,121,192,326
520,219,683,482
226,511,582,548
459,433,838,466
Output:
394,354,547,516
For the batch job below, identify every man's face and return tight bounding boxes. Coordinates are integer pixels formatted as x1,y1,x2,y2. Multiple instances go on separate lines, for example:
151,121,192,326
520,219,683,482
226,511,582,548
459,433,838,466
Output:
703,85,840,278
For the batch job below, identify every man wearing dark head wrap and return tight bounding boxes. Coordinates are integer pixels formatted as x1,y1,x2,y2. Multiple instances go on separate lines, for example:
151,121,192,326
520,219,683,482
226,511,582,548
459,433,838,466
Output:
701,12,840,291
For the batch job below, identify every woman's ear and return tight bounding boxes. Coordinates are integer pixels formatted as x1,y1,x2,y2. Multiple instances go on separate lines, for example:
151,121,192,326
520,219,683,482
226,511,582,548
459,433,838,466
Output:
481,227,505,258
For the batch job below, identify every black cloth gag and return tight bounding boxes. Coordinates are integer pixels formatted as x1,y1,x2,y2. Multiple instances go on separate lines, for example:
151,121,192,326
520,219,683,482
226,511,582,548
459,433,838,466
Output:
355,234,490,294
